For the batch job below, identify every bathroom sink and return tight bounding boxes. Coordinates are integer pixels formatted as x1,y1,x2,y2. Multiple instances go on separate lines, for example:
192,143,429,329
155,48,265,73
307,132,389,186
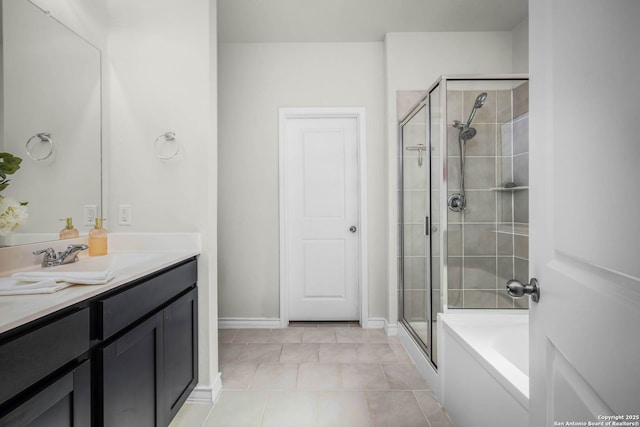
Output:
52,253,164,273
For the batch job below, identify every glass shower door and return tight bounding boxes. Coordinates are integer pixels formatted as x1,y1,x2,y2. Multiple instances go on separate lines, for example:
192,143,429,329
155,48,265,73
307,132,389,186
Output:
400,102,433,361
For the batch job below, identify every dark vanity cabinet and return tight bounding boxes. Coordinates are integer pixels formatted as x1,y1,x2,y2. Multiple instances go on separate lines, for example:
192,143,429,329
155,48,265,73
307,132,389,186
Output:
0,257,198,427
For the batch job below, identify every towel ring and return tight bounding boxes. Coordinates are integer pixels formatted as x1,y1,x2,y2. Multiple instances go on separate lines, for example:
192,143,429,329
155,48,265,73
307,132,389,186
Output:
154,132,179,160
26,133,54,161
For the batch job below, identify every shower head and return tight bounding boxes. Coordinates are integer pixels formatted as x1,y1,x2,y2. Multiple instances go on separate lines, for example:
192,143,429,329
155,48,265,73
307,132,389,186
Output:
466,92,488,126
459,126,477,141
474,92,488,109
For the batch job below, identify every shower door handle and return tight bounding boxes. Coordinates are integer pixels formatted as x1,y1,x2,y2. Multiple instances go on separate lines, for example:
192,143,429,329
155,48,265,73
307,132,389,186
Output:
506,278,540,303
349,226,357,233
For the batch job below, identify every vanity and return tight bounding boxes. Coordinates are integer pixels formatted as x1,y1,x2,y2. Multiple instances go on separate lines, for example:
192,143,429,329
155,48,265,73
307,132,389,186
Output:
0,252,199,427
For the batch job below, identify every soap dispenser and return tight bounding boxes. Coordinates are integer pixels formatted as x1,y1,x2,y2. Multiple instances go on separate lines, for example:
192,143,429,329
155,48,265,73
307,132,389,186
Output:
88,217,108,256
59,217,80,240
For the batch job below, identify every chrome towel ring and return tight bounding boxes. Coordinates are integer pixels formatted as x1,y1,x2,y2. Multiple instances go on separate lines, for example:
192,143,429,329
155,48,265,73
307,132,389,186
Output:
154,132,179,160
26,133,54,161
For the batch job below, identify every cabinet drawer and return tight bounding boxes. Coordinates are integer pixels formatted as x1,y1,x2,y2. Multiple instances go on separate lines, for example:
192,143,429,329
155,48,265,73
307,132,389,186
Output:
97,259,197,340
0,308,90,405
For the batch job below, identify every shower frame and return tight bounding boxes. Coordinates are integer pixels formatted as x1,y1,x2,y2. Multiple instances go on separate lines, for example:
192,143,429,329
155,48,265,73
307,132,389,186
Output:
398,74,529,368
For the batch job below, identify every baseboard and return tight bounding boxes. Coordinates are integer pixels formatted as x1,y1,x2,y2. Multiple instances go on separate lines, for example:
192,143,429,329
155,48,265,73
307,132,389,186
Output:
366,318,386,329
186,374,222,404
218,318,281,329
384,320,398,336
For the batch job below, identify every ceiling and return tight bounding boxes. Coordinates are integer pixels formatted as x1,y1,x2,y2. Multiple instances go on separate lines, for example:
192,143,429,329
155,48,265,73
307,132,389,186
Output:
217,0,528,43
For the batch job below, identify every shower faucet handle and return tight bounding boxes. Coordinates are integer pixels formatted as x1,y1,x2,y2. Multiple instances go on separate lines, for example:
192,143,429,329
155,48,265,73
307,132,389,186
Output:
506,278,540,303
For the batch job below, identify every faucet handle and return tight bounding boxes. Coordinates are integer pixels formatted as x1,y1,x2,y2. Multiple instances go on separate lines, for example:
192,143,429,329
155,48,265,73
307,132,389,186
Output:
33,247,57,260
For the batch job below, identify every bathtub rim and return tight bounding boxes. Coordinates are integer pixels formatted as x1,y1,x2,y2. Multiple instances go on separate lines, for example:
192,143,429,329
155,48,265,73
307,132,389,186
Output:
439,310,530,410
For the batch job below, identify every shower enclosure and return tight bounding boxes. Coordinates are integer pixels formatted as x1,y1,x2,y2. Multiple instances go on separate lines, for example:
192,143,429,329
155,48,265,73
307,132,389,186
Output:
399,75,529,366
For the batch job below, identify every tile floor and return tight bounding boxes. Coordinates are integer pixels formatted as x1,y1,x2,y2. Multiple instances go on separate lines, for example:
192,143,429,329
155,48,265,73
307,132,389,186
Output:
170,323,455,427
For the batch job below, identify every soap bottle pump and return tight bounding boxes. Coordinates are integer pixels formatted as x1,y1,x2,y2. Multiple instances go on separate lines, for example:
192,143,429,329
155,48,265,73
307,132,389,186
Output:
59,217,80,239
88,217,108,256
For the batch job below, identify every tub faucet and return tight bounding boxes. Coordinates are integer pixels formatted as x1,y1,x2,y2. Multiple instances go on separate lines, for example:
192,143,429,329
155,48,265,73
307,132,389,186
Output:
33,244,88,267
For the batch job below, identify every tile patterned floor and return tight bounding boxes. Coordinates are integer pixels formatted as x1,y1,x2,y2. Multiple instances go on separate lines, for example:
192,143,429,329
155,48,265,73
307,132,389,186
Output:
170,324,455,427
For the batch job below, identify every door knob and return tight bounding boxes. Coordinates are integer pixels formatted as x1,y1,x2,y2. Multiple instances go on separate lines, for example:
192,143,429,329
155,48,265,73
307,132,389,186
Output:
349,226,357,233
506,278,540,303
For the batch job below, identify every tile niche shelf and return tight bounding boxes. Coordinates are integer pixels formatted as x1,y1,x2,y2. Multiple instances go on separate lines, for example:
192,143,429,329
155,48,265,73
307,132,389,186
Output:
489,186,529,192
492,223,529,237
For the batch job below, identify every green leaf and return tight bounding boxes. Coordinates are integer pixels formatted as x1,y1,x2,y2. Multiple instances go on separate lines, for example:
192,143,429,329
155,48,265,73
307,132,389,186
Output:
0,152,23,175
0,182,8,192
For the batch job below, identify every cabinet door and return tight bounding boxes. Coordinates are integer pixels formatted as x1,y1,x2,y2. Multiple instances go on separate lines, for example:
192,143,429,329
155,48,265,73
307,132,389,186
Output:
164,288,198,423
100,313,164,427
0,360,90,427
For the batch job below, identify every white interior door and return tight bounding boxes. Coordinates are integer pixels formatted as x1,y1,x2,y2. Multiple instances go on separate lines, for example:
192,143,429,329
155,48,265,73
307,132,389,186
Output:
284,116,359,321
529,1,640,425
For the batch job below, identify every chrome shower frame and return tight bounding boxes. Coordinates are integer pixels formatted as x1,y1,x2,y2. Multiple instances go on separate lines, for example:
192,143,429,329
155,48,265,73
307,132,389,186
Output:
398,74,529,369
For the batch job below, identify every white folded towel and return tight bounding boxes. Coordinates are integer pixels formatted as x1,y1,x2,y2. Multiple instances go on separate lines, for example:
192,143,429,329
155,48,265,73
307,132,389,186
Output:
0,278,72,296
12,270,115,285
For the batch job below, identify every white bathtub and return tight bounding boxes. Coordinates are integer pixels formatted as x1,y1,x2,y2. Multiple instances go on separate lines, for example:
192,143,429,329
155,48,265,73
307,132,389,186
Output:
439,312,529,427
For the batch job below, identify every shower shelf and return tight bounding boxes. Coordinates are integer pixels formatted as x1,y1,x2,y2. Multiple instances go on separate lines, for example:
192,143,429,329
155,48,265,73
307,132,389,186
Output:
489,186,529,192
492,224,529,237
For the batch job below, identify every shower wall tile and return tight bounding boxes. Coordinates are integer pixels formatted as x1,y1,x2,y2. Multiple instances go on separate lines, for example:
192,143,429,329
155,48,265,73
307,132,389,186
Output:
446,90,463,123
499,157,514,187
431,227,441,256
431,191,440,223
463,224,497,256
513,115,529,155
514,293,529,309
403,160,428,190
497,257,514,285
499,123,513,157
498,192,513,223
497,290,515,309
404,290,427,322
464,124,497,156
514,190,529,223
403,190,425,223
403,257,426,290
448,290,462,309
447,129,461,157
464,157,496,189
447,224,462,256
514,257,529,284
513,82,529,119
514,235,529,260
403,124,427,151
430,158,441,190
432,257,441,290
497,233,514,256
463,257,497,290
447,257,462,290
497,90,513,123
463,90,496,124
403,224,426,257
447,160,461,191
464,191,497,223
463,290,497,309
513,153,529,187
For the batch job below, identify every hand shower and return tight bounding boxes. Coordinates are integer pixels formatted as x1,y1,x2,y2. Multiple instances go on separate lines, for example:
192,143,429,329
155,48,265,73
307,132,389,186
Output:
448,92,488,212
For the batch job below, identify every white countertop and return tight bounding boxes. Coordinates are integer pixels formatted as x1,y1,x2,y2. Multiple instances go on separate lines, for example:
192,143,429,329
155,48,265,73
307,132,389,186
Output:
0,246,200,335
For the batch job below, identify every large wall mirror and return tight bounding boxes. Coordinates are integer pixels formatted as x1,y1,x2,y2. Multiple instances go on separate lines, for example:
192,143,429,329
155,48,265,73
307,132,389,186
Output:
0,0,102,247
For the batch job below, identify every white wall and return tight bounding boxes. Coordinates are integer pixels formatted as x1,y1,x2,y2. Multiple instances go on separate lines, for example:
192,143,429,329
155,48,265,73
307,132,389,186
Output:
107,0,218,388
217,42,387,320
385,32,513,324
512,18,529,73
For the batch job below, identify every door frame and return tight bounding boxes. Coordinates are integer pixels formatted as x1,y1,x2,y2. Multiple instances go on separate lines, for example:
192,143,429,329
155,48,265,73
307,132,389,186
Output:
279,107,368,328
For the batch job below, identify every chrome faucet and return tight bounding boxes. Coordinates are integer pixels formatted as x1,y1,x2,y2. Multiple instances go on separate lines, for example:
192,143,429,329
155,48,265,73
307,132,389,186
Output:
33,244,88,267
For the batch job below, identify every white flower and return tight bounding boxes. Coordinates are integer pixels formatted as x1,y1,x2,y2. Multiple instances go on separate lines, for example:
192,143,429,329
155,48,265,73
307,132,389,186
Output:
0,196,28,236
